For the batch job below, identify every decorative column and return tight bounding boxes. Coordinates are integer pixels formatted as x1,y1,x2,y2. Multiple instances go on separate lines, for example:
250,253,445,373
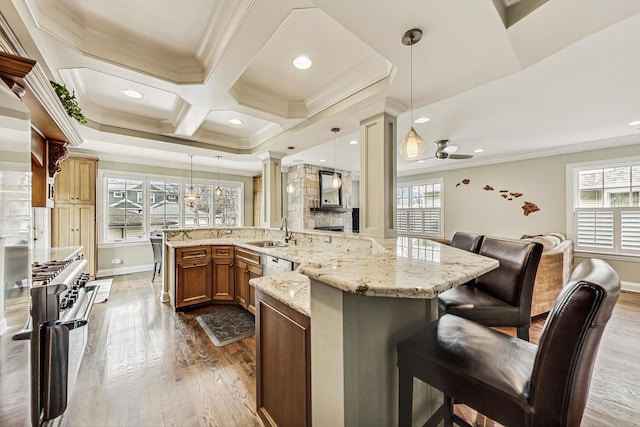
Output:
260,151,285,228
359,112,397,238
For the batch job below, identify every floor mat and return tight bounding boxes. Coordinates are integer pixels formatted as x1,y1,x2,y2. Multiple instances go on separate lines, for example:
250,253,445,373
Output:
196,307,255,347
92,279,113,304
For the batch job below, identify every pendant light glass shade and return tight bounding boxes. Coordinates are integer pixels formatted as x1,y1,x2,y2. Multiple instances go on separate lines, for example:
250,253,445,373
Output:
399,127,426,161
400,28,426,162
184,155,200,208
286,146,295,194
215,155,223,196
330,127,342,189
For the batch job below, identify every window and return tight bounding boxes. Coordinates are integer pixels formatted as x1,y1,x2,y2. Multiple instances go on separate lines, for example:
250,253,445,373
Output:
106,177,145,241
100,171,244,244
149,180,180,235
569,161,640,257
396,180,443,237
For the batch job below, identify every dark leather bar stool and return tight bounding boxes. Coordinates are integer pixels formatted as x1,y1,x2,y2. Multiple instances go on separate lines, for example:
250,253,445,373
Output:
398,258,620,427
438,237,543,341
449,231,483,253
150,236,163,282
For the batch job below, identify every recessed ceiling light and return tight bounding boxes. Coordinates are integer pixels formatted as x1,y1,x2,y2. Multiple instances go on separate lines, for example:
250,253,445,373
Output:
414,117,431,124
228,118,243,125
319,159,327,163
474,148,485,153
349,140,359,145
627,120,640,126
293,56,312,70
121,89,144,99
417,160,425,163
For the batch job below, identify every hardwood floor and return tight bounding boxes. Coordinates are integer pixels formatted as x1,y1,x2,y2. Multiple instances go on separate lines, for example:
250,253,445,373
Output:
1,273,639,426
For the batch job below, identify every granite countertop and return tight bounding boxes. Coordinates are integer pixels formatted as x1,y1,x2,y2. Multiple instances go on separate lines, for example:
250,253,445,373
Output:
32,246,83,264
165,232,498,316
250,272,310,317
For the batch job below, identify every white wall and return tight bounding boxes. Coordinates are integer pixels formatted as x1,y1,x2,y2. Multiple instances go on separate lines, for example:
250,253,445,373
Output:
398,143,640,285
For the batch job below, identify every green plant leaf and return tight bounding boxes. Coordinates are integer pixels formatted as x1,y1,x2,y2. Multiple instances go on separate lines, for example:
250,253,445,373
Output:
50,80,87,124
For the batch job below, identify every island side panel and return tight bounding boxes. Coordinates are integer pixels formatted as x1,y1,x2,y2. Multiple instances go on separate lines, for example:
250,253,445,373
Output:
310,278,438,426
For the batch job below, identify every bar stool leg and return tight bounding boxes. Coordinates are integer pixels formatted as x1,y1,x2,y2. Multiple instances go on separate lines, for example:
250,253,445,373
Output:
398,368,413,427
517,326,530,341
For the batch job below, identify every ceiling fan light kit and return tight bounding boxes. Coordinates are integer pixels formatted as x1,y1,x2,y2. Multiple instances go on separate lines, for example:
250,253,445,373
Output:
399,28,427,162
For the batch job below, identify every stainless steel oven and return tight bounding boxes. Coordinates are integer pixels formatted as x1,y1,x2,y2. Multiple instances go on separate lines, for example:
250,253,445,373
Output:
14,257,98,426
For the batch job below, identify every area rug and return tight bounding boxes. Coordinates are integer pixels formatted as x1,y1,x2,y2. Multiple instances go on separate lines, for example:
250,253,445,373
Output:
196,307,255,347
92,279,113,304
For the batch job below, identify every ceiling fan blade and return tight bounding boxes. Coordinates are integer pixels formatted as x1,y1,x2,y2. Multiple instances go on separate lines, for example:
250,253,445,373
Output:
442,144,458,154
448,154,474,159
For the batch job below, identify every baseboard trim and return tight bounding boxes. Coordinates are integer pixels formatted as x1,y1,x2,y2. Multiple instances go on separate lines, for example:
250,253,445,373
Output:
621,281,640,293
97,263,154,278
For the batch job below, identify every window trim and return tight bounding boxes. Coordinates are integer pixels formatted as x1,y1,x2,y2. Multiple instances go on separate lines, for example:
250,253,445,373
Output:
566,156,640,259
98,169,244,247
396,178,444,238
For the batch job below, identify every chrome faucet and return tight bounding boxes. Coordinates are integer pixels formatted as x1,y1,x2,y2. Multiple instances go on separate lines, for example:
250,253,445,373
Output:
280,217,294,243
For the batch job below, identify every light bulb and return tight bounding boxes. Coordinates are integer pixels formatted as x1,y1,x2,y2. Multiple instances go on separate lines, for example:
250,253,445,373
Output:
215,186,223,196
331,172,342,189
399,127,426,161
286,182,295,194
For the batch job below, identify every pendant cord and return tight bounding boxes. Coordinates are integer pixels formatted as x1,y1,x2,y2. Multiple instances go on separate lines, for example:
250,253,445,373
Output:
410,36,413,125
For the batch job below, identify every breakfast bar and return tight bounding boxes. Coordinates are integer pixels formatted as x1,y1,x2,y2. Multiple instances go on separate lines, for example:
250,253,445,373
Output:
162,228,498,426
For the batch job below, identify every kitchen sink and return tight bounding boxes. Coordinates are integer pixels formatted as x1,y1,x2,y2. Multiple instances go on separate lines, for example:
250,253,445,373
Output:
245,240,287,248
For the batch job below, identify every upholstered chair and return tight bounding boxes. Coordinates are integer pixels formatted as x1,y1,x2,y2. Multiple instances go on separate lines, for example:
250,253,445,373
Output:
438,237,543,341
397,258,620,427
449,231,484,253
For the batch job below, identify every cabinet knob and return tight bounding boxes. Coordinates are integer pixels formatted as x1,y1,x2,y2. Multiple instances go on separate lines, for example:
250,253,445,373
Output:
193,261,197,265
229,263,233,267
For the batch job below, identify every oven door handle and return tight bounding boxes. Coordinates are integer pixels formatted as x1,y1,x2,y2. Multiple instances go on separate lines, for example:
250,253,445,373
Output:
44,285,99,331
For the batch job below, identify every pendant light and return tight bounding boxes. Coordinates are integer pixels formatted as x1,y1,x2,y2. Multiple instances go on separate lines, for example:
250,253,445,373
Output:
330,127,342,189
399,28,426,161
286,146,296,194
215,155,223,197
184,154,200,208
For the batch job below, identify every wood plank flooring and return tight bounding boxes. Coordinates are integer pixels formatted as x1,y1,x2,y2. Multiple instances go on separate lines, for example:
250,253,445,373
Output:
1,272,640,426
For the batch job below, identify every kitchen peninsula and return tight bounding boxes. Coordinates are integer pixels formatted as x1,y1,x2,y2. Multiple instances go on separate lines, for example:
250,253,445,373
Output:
162,228,498,426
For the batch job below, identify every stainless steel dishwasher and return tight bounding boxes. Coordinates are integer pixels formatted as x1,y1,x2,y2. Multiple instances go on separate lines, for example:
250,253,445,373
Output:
262,255,297,275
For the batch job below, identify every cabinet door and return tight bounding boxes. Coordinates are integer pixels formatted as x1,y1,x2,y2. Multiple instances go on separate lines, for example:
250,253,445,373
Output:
247,266,261,315
74,158,96,204
51,205,75,247
176,259,213,308
235,260,248,307
212,257,235,302
54,162,74,204
76,205,96,276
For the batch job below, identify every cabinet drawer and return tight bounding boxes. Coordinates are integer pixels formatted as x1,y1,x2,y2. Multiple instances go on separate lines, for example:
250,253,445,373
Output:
236,248,261,266
176,246,211,262
212,245,233,258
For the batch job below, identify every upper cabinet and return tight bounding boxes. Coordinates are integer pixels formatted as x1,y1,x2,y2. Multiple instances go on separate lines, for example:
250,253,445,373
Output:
55,157,96,204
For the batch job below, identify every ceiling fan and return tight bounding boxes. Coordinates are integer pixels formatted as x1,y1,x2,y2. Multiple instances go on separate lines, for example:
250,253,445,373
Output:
426,139,474,160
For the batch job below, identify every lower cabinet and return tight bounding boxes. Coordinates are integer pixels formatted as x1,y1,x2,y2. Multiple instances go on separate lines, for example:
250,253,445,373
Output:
175,245,235,309
235,247,262,314
212,256,235,302
256,289,311,427
176,258,213,308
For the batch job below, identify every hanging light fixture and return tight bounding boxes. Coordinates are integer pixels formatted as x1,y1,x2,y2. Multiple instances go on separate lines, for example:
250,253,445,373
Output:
286,146,296,194
215,155,223,197
184,154,200,208
330,127,342,189
399,28,426,161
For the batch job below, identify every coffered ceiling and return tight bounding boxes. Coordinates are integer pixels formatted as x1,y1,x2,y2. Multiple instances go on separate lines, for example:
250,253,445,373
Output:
2,0,640,177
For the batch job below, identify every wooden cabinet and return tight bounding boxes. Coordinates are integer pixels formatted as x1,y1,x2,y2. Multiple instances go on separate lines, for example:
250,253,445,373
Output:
175,246,212,308
256,289,311,427
212,246,234,302
235,247,262,314
54,156,96,204
174,245,237,308
52,156,97,277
